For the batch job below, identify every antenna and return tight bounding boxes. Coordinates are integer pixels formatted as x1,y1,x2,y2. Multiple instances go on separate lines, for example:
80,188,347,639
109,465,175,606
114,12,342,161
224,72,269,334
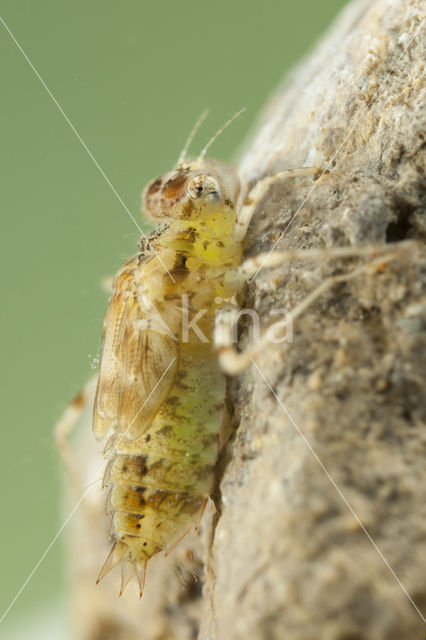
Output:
198,107,246,161
176,109,210,166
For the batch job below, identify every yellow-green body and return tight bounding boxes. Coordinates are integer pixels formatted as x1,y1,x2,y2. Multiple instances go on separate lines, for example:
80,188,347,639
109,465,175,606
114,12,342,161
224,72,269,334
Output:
95,170,243,587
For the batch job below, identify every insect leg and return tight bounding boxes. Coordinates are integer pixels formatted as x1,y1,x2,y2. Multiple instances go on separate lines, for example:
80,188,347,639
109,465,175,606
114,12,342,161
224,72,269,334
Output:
164,496,209,557
54,374,98,497
216,244,412,375
194,496,209,530
237,243,406,278
215,305,251,375
164,525,196,557
234,167,318,243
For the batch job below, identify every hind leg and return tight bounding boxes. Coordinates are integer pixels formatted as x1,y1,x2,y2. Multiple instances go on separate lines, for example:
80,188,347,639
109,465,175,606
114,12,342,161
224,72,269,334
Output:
54,374,98,497
164,497,209,558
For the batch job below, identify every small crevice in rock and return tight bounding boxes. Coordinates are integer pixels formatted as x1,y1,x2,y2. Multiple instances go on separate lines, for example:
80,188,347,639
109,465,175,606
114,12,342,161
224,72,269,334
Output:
386,197,417,242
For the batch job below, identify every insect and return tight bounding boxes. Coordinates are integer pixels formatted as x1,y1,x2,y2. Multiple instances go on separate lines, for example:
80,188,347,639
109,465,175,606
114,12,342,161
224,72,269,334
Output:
56,111,404,597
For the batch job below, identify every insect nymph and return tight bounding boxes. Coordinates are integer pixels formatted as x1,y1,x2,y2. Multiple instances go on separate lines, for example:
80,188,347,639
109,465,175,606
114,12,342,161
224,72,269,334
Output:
54,109,322,598
93,151,246,594
53,111,323,597
61,110,402,599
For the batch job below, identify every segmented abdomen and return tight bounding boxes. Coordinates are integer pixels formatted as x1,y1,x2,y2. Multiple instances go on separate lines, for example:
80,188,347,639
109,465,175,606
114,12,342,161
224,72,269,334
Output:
100,343,225,592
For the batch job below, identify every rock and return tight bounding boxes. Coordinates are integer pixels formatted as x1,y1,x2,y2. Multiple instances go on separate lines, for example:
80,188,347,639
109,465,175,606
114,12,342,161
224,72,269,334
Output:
201,0,426,638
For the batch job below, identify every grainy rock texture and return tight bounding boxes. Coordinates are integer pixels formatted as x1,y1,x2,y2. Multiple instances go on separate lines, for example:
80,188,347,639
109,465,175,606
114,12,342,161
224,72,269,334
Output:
65,0,425,638
201,0,426,639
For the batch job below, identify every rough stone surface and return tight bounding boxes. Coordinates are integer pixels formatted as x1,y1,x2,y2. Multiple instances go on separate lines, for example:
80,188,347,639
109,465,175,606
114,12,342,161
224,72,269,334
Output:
65,0,425,638
201,1,426,639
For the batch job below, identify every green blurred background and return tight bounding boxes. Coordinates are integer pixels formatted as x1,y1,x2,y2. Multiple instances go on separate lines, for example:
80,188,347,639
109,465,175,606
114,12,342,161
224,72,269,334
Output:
1,0,347,633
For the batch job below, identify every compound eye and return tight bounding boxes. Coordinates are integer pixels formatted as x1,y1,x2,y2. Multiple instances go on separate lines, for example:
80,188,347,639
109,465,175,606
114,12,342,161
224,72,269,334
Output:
187,174,220,200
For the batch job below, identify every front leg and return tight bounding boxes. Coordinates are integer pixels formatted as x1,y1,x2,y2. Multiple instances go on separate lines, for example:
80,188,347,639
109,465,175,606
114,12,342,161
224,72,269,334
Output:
234,167,319,243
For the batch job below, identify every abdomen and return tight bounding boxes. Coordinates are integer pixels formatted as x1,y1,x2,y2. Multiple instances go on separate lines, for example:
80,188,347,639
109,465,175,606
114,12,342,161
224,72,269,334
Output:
102,342,225,589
